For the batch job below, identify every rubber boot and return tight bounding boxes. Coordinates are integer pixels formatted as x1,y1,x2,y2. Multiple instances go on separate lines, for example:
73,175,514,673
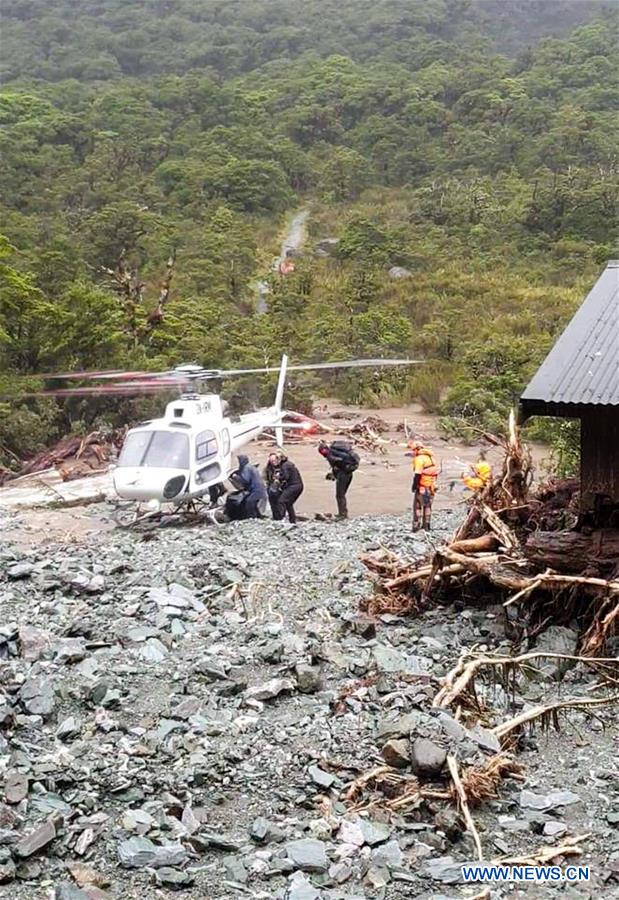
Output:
422,508,431,531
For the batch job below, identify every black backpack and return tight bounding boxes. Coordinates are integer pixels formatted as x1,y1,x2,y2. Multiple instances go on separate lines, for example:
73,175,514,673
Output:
329,441,360,473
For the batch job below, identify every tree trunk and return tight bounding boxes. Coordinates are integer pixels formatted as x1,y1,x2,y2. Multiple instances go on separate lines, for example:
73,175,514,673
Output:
524,530,619,575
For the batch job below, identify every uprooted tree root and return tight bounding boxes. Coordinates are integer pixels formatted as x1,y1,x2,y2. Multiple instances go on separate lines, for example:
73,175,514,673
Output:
433,650,619,712
340,650,618,859
348,417,619,860
360,416,619,654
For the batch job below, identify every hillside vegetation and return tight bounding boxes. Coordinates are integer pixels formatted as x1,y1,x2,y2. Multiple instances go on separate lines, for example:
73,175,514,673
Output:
0,0,617,464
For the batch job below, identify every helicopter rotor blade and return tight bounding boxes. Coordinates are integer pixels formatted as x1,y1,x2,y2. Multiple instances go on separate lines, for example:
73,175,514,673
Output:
25,383,180,398
40,369,164,381
31,358,422,391
214,358,422,377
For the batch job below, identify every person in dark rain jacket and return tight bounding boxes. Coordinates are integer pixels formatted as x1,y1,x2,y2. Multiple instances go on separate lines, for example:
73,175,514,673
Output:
265,451,304,522
236,454,267,518
318,440,359,519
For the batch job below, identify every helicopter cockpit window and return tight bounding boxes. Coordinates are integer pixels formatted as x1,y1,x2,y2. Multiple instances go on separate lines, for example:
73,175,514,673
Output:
196,430,218,461
117,431,189,469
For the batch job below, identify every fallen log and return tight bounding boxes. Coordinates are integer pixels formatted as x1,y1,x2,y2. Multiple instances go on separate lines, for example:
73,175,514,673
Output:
450,534,498,555
437,548,528,592
525,529,619,575
480,503,519,552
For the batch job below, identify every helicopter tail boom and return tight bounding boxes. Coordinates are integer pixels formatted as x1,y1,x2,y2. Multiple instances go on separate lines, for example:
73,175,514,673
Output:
273,354,287,447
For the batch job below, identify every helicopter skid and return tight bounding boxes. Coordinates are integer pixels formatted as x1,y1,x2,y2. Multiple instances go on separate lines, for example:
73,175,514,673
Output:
111,495,223,530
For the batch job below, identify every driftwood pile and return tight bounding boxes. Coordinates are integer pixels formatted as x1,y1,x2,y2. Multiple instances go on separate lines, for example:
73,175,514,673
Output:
0,430,125,487
337,645,617,864
361,416,619,656
334,415,391,454
352,417,619,862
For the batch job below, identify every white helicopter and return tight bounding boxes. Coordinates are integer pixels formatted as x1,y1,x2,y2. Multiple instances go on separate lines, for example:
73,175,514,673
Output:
44,355,419,519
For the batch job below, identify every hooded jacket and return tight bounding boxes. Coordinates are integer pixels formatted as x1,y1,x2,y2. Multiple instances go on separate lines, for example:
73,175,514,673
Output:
236,455,267,498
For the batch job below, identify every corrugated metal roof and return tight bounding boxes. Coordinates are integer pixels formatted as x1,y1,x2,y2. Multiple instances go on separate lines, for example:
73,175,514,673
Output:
521,261,619,409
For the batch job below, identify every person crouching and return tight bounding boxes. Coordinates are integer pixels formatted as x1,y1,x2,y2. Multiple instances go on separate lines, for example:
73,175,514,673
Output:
235,454,267,518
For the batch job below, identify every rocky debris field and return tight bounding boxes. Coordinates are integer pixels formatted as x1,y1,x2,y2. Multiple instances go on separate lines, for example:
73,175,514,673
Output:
0,510,617,900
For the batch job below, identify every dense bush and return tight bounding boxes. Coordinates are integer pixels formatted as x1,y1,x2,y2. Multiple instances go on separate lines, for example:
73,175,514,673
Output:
0,1,617,470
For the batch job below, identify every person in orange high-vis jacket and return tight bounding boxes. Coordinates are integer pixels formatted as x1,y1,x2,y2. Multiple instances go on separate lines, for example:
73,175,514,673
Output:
408,441,439,531
462,450,492,492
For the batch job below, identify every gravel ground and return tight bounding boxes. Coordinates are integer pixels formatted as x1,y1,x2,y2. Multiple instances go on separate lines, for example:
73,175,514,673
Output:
0,510,617,900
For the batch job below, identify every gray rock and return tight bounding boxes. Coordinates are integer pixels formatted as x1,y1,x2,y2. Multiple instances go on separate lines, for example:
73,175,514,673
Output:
154,867,195,889
371,838,402,869
245,677,295,701
286,838,328,872
223,855,248,884
423,854,465,884
139,638,168,663
381,738,410,769
117,837,187,869
52,638,88,664
466,723,501,753
329,859,353,884
69,573,105,594
410,739,447,778
544,821,568,837
0,854,15,883
18,625,51,661
30,793,72,817
519,789,581,811
19,677,55,717
436,710,468,742
4,771,28,804
308,765,335,789
360,819,391,847
295,664,323,694
126,626,159,643
121,809,155,834
8,562,33,580
377,712,422,740
530,626,578,680
16,820,56,857
197,830,240,852
338,818,365,847
388,266,412,279
250,816,279,844
55,883,90,900
171,697,202,719
56,716,81,742
286,871,321,899
373,644,406,673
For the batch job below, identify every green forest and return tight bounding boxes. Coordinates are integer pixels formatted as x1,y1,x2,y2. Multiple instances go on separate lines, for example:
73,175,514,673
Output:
0,0,618,468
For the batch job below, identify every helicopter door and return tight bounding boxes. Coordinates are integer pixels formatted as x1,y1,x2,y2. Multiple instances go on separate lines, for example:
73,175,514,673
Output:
193,429,221,490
